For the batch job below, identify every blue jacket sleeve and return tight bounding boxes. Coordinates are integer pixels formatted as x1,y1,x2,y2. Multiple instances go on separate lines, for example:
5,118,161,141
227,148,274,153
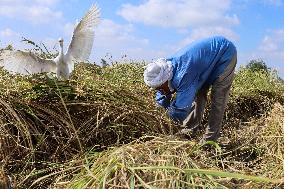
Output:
155,91,172,109
167,81,197,123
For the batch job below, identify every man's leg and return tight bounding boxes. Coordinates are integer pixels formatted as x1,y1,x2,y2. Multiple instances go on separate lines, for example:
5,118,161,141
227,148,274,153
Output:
182,85,209,132
204,54,237,141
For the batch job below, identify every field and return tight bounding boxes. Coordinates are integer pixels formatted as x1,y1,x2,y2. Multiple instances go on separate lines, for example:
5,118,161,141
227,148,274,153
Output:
0,55,284,188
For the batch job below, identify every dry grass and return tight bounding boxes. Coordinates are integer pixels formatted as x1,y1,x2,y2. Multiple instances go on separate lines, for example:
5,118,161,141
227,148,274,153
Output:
0,62,175,188
0,59,283,188
63,103,284,189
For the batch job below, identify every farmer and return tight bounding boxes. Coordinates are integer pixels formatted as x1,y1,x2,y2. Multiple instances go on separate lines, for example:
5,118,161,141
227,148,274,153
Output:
143,36,237,142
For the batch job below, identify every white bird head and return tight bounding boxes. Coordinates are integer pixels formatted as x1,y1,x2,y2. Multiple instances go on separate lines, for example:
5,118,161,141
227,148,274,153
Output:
58,38,64,48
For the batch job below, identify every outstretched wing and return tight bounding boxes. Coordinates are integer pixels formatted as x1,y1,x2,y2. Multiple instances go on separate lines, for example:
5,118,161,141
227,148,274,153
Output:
65,4,100,64
0,50,56,75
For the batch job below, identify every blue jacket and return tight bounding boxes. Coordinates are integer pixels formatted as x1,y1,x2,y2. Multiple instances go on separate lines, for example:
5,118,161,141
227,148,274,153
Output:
156,36,237,122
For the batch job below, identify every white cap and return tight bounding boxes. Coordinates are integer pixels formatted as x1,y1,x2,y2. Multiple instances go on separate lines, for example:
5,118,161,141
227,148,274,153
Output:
143,58,173,88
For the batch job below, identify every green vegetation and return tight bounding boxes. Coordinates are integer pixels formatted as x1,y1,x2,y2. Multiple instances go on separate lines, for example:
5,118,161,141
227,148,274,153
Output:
0,55,283,188
245,59,270,73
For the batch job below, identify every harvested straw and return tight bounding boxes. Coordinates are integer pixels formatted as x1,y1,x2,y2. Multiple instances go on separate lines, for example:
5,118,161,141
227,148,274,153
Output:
0,61,283,188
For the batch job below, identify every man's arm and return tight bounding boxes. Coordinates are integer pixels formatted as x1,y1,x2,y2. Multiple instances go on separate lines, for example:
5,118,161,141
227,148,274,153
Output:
167,81,198,123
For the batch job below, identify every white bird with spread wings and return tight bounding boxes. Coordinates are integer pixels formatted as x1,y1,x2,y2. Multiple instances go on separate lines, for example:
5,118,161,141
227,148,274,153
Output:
0,4,100,80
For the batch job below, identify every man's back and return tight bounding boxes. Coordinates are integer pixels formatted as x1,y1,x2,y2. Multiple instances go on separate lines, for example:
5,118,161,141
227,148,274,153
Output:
167,36,236,87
